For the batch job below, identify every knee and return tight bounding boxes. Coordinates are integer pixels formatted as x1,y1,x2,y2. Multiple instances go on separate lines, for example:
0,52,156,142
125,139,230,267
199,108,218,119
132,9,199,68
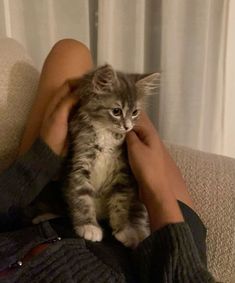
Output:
50,39,93,63
52,39,90,53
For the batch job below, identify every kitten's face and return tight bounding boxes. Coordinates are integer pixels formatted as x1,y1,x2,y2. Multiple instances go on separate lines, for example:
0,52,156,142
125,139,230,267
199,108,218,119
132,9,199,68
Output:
74,64,159,134
93,94,141,134
107,102,140,133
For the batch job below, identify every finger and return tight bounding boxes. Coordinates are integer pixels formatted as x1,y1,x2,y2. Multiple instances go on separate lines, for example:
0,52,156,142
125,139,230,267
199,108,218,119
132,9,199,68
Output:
132,126,151,146
44,82,70,120
135,111,157,133
133,112,158,145
126,131,144,161
126,130,140,147
52,93,79,122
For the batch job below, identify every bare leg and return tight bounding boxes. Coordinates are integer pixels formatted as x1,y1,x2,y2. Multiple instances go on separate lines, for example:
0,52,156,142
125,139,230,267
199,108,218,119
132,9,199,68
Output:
19,39,93,155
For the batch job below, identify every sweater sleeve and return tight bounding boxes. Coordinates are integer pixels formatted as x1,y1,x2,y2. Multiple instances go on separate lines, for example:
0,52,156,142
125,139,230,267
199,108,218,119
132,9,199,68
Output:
0,138,63,215
133,222,216,283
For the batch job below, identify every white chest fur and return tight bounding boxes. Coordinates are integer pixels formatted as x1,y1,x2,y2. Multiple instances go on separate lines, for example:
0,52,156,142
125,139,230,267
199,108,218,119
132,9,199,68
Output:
90,125,124,191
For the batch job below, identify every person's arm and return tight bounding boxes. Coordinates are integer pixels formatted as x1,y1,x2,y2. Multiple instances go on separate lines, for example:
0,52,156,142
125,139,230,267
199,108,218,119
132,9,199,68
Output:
126,112,216,282
0,138,62,214
126,112,185,231
0,83,79,228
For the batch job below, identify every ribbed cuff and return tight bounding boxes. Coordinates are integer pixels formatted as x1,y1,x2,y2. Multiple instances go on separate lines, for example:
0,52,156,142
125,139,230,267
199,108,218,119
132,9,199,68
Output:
137,222,202,261
134,222,214,283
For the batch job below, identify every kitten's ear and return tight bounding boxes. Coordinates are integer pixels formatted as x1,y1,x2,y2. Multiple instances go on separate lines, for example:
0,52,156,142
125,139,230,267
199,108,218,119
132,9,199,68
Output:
92,64,118,94
135,72,160,97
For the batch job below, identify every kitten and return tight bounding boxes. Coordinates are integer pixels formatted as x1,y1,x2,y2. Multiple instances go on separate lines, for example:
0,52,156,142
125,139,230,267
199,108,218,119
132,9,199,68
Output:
65,64,159,248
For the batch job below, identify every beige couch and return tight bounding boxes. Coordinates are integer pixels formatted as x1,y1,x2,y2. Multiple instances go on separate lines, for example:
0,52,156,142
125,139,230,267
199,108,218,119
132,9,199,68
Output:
0,37,234,283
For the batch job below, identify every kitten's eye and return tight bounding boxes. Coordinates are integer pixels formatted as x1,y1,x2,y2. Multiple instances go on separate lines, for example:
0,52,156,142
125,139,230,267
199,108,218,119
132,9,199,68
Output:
132,109,139,117
112,108,122,116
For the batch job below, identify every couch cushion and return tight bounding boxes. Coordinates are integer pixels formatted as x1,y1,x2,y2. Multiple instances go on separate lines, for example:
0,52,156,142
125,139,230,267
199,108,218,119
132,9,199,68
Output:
167,142,235,283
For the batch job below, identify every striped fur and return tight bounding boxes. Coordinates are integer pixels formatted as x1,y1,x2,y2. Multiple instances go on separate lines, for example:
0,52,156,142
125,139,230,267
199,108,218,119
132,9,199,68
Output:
65,64,159,248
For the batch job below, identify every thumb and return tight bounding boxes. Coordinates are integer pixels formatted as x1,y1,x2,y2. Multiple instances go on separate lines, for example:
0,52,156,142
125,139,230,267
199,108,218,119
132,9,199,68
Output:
126,130,141,148
53,93,79,121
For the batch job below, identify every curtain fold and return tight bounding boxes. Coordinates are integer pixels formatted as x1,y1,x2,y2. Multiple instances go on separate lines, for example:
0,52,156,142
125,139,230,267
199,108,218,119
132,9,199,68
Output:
160,0,228,155
97,0,146,72
223,0,235,157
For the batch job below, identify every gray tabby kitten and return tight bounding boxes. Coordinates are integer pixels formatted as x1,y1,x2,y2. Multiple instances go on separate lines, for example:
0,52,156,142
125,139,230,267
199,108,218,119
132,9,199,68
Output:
66,64,159,248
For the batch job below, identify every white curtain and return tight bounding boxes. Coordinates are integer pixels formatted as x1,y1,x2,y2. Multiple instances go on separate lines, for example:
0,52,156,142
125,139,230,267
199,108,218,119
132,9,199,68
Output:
0,0,90,69
160,0,228,155
0,0,234,158
224,0,235,158
97,0,147,72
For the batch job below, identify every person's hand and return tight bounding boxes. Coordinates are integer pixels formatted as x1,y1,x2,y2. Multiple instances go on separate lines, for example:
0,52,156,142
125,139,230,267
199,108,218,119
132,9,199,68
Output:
126,112,170,200
40,82,79,156
126,112,186,230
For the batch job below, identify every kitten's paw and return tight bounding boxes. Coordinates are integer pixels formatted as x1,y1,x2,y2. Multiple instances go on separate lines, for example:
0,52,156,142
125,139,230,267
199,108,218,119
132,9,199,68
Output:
75,224,103,242
114,225,150,248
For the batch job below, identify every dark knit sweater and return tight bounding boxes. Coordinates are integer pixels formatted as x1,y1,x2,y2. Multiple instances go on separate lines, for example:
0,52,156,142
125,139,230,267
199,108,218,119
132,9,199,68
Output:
0,139,216,282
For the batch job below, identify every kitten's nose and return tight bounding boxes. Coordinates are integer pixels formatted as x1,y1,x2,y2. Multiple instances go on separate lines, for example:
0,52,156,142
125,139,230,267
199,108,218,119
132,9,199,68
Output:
124,121,132,131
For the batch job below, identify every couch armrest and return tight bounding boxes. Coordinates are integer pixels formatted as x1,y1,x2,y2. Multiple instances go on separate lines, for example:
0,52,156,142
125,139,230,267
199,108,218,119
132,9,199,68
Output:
0,38,39,171
166,142,235,283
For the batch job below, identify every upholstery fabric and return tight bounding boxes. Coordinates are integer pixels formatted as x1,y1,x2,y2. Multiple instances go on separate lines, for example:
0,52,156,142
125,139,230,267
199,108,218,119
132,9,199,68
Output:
0,38,39,171
0,37,234,283
167,143,235,283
